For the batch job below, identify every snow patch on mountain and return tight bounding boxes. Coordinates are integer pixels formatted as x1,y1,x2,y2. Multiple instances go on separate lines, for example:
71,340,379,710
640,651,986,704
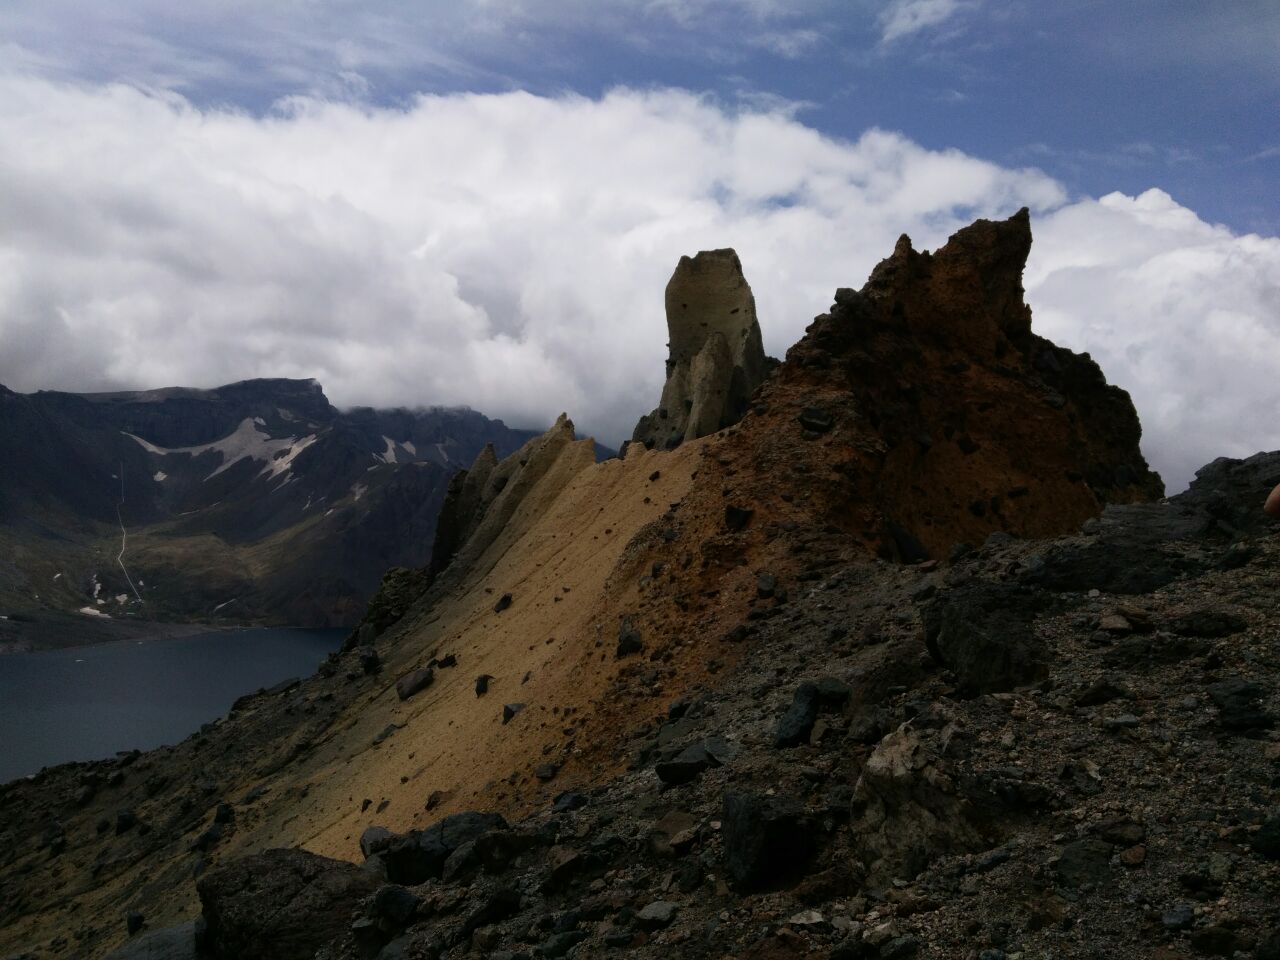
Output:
376,435,398,464
123,418,318,481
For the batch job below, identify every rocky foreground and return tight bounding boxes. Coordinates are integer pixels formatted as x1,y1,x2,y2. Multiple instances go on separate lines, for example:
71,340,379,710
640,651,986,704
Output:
1,211,1277,958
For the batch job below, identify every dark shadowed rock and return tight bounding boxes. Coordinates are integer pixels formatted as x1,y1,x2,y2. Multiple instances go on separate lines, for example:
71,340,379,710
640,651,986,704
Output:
922,583,1052,696
616,618,643,658
357,646,380,674
1055,838,1114,889
1257,929,1280,960
1165,609,1248,637
369,884,421,929
774,683,820,748
461,887,522,938
724,505,754,532
382,811,509,885
655,738,732,786
359,826,394,859
197,848,380,960
1207,678,1274,732
1252,813,1280,860
722,791,816,891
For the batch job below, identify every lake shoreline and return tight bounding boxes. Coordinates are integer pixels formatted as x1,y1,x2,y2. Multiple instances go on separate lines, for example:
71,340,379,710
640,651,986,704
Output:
0,612,351,655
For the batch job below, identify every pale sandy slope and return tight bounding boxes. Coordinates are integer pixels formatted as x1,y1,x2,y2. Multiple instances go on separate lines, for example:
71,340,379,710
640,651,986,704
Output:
233,427,709,861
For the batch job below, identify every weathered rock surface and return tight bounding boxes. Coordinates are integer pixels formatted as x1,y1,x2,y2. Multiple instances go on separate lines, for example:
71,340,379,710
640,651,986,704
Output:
196,848,380,960
382,811,509,884
631,249,768,450
708,209,1163,563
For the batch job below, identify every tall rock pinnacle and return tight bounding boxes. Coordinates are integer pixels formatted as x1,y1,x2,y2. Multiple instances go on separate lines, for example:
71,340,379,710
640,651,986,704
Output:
631,249,767,450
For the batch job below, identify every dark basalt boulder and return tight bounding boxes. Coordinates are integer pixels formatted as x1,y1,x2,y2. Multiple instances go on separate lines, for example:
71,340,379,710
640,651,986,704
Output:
196,848,380,960
721,791,817,892
921,583,1054,696
382,811,509,885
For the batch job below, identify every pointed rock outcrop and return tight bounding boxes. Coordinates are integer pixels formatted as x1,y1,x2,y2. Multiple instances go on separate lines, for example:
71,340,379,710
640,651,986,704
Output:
631,249,768,450
680,209,1163,563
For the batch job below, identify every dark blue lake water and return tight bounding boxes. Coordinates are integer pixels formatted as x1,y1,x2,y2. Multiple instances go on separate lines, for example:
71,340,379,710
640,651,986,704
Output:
0,627,343,783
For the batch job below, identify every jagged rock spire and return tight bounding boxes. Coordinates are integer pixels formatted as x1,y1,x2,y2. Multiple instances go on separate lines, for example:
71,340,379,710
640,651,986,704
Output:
631,249,767,450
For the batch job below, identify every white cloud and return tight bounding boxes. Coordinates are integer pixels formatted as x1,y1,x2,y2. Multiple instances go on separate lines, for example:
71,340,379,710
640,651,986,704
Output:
0,74,1276,492
1025,189,1280,492
879,0,973,43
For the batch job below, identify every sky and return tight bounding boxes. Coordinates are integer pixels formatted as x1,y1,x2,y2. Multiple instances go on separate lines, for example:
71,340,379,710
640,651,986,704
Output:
0,0,1277,491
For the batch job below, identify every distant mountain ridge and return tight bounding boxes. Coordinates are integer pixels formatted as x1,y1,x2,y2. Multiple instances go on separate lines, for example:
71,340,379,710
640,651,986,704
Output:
0,378,548,647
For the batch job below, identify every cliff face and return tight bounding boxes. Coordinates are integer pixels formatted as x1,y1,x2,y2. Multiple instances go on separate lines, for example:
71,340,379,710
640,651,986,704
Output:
631,249,768,450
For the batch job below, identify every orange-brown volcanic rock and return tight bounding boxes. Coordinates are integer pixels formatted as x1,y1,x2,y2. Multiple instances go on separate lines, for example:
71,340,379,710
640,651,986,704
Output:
565,208,1165,777
664,208,1162,566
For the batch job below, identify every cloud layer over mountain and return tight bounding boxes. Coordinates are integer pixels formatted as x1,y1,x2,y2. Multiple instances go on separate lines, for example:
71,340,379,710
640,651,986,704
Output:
1,75,1277,490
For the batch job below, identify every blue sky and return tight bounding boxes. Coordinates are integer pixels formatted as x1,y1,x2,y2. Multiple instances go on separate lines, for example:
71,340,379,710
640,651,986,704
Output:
1,0,1278,489
5,0,1276,232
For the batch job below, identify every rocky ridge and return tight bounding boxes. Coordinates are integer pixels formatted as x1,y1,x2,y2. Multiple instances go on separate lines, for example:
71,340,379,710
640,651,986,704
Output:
2,211,1275,960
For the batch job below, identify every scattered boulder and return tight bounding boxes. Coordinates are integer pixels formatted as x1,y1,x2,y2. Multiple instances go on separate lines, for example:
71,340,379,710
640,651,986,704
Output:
493,593,513,613
922,583,1051,696
1055,838,1114,889
655,738,732,786
1253,812,1280,860
395,667,434,702
197,848,380,960
502,703,525,724
849,727,988,881
636,900,678,930
797,407,834,434
369,884,421,930
460,887,521,938
357,646,380,675
722,791,817,891
475,674,494,696
774,683,820,748
552,792,588,813
1206,678,1273,732
382,811,509,885
1166,609,1248,637
359,826,394,860
616,619,643,658
1189,925,1245,956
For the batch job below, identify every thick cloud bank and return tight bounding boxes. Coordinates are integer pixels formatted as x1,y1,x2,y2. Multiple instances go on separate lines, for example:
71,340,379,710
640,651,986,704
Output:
1,76,1277,490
